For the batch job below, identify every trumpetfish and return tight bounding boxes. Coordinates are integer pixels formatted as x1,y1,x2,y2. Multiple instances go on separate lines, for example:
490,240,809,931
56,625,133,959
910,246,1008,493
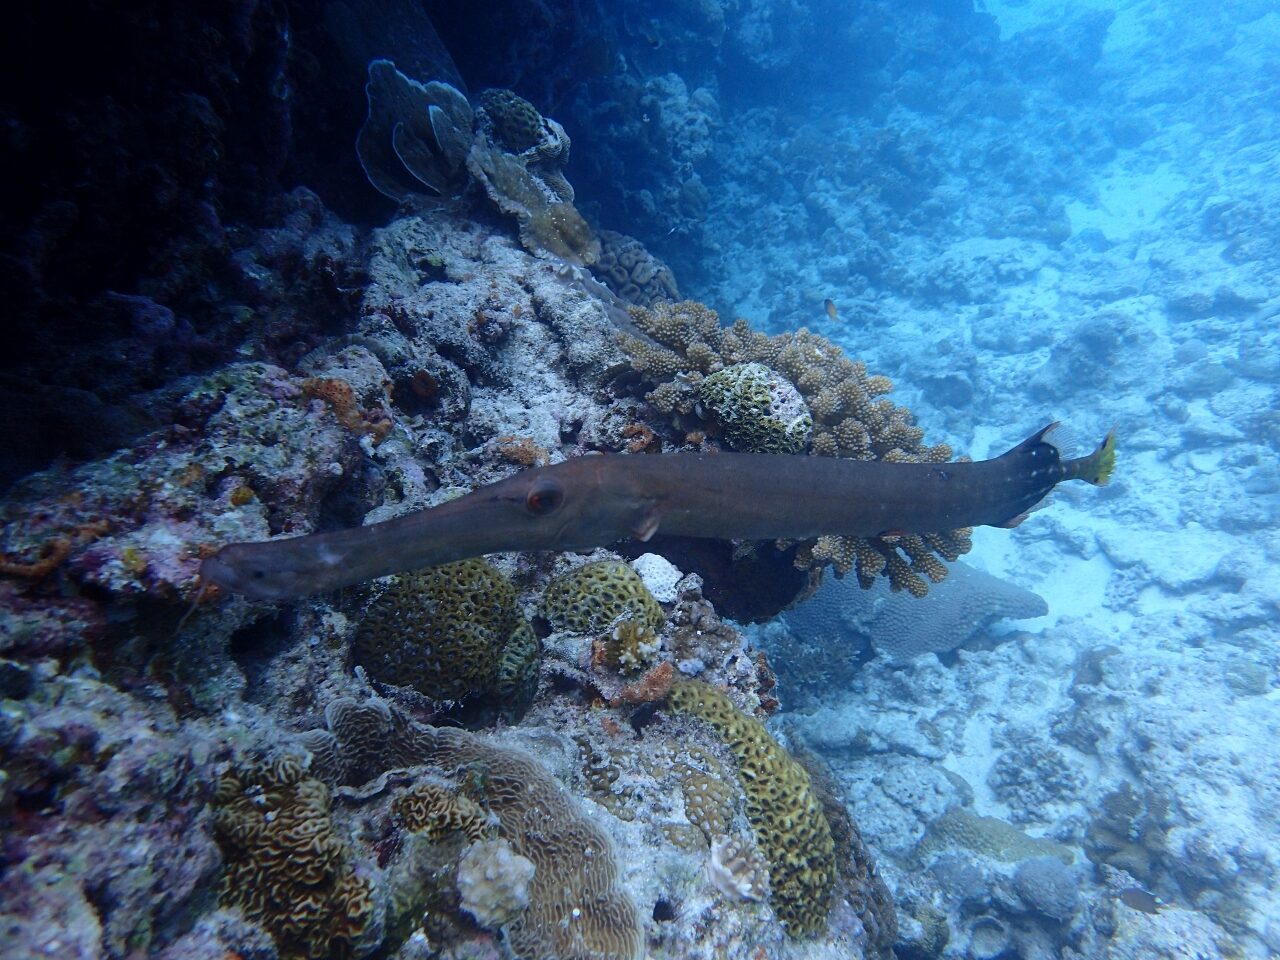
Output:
202,423,1115,601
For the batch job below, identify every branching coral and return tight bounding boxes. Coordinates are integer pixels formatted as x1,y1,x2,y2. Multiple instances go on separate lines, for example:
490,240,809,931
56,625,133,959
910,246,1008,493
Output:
667,680,837,937
619,299,970,594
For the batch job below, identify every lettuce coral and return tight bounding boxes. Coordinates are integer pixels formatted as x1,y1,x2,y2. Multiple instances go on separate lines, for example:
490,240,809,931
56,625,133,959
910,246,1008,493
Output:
212,756,382,960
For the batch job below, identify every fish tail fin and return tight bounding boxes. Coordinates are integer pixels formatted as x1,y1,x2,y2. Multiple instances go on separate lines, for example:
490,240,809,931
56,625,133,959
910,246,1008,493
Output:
1065,428,1117,485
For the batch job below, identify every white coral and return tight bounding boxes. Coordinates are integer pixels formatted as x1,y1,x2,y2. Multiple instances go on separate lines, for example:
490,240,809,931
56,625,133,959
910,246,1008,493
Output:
457,839,536,929
631,553,683,603
706,836,769,903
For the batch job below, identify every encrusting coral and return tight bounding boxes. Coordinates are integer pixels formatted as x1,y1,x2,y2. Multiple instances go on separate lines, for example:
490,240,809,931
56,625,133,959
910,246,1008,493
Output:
697,361,813,454
300,697,645,960
667,679,837,937
619,299,970,595
211,756,382,960
357,61,599,264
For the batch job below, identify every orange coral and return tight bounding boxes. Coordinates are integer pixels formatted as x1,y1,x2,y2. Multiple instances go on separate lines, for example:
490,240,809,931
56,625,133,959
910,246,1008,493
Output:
622,423,661,454
0,538,72,579
495,435,550,467
611,661,674,706
302,376,392,445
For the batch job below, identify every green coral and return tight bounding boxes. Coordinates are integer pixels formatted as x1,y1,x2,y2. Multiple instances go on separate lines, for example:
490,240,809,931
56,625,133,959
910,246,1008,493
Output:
698,362,813,454
212,756,382,960
477,88,550,155
494,620,541,718
668,680,837,937
540,560,665,635
353,559,537,711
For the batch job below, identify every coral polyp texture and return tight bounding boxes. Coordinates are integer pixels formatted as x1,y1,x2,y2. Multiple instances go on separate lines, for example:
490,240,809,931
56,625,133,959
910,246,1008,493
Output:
353,558,537,709
211,756,382,960
697,361,813,454
619,299,969,595
301,698,645,960
592,229,682,307
667,680,837,937
541,559,667,635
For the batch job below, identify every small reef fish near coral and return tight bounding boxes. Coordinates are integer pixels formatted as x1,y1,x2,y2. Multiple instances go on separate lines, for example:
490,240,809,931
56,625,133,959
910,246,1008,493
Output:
2,2,1276,960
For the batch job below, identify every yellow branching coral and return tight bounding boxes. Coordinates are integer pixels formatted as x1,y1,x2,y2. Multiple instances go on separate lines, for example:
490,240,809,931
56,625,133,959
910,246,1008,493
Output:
212,756,382,960
668,680,836,937
619,299,970,593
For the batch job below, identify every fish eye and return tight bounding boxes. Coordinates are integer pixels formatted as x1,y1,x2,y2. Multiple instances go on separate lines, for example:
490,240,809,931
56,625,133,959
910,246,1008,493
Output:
524,479,564,516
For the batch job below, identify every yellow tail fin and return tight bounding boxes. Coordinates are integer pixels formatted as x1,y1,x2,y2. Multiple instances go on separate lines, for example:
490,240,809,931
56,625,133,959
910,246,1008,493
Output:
1075,428,1117,485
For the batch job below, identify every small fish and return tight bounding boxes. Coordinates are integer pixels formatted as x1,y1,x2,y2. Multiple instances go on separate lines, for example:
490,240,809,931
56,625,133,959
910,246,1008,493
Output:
824,298,838,321
1118,887,1163,915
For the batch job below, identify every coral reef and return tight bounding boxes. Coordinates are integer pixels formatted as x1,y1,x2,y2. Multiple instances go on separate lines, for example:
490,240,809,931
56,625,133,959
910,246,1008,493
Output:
668,680,837,937
353,559,536,709
542,559,666,636
212,756,382,960
592,230,682,308
456,838,537,929
301,698,645,960
772,559,1048,699
618,299,967,594
467,136,601,265
920,807,1075,866
394,781,494,843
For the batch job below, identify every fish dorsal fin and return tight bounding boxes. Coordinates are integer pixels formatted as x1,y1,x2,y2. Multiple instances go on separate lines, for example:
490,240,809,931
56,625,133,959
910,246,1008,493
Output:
631,511,660,542
1039,422,1078,459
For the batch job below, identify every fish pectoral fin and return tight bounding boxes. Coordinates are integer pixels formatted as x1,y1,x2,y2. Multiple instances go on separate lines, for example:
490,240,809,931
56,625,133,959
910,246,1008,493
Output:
631,510,661,542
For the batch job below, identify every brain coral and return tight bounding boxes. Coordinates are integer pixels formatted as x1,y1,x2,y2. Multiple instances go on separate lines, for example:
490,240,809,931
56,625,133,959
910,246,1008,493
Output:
592,230,681,308
353,559,537,711
477,88,557,156
301,698,644,960
212,756,382,960
619,300,968,596
668,680,836,937
698,361,813,454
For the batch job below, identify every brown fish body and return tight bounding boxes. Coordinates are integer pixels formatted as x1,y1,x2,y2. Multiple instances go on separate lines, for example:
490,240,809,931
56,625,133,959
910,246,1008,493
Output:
202,423,1114,600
